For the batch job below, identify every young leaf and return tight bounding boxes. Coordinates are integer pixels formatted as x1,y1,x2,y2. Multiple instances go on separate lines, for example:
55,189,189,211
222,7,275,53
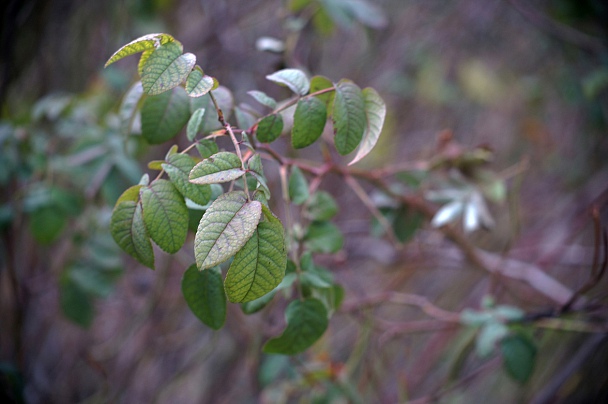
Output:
266,69,310,96
186,66,216,97
288,166,309,205
263,298,328,355
140,179,189,254
196,139,219,159
189,151,245,185
225,205,287,303
195,191,263,270
304,221,343,254
348,87,386,165
181,264,226,330
105,33,175,67
292,97,327,149
110,185,155,269
141,42,196,95
162,154,211,206
187,108,205,141
138,49,154,76
332,80,366,155
119,81,144,136
256,114,283,143
141,86,190,144
247,90,278,109
310,75,335,106
305,191,338,221
501,334,537,383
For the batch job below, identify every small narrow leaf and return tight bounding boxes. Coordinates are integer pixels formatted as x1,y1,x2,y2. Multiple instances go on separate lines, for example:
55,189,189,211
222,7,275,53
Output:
304,221,343,253
141,42,196,95
186,66,216,97
501,334,537,383
288,166,309,205
256,114,283,143
292,97,327,149
195,191,263,270
141,86,190,144
182,264,226,330
189,151,245,185
225,205,287,303
248,90,277,109
263,298,328,355
348,87,386,165
119,81,144,135
187,108,205,141
196,139,219,159
105,33,175,67
333,80,366,155
162,154,211,206
266,69,310,96
141,179,189,254
110,186,154,269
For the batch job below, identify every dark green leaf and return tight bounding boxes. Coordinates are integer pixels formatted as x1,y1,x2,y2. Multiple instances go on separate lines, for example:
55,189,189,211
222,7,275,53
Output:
305,221,343,254
292,97,327,149
195,139,219,159
263,298,328,355
141,42,195,95
181,264,226,330
162,153,211,205
310,75,335,106
29,206,66,245
195,191,263,270
332,79,366,155
256,114,284,143
248,90,278,109
501,334,537,383
189,151,245,185
141,86,190,144
141,179,189,254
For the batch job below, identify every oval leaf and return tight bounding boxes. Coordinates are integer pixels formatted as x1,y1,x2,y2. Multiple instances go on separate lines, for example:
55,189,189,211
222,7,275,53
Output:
348,87,386,165
292,96,327,149
263,298,328,355
141,179,189,254
189,151,245,185
501,334,537,383
105,33,175,67
225,206,287,303
141,86,190,144
182,264,226,330
162,154,211,206
141,42,195,95
332,80,366,155
195,191,263,270
256,113,284,143
186,66,216,97
266,68,310,96
119,81,144,136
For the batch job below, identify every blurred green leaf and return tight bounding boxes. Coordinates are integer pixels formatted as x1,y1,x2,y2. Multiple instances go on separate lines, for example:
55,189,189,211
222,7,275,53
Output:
141,86,190,144
60,274,94,328
256,113,284,143
182,264,226,330
289,166,309,205
241,290,277,314
305,191,338,221
292,97,327,149
248,90,278,109
501,334,537,383
305,221,343,253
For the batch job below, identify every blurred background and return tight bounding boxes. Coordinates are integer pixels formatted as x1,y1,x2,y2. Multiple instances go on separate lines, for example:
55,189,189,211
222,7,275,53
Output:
1,0,607,402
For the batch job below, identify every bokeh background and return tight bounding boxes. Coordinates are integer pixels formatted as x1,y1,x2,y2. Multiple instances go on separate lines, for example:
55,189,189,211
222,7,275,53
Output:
1,0,608,403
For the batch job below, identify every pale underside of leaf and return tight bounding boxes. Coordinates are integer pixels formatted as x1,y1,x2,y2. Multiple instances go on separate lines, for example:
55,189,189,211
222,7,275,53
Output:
349,87,386,165
195,191,263,270
186,66,216,97
189,151,245,185
266,68,310,96
105,33,175,67
119,81,144,136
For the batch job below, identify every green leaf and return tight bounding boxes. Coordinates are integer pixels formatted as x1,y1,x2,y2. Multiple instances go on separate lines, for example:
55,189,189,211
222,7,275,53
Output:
501,334,537,383
137,49,154,76
332,80,366,155
225,205,287,303
60,274,94,328
292,97,327,149
187,107,205,141
256,114,284,143
162,154,211,206
266,69,310,96
141,42,196,95
305,221,343,253
141,86,190,144
141,179,189,254
181,264,226,330
186,66,216,97
29,206,67,244
310,75,335,106
241,290,276,314
305,191,338,221
190,86,234,132
263,298,328,355
195,191,263,270
196,139,219,159
289,166,309,205
248,90,278,109
105,33,175,67
348,87,386,165
119,81,144,135
110,185,155,269
189,151,245,185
